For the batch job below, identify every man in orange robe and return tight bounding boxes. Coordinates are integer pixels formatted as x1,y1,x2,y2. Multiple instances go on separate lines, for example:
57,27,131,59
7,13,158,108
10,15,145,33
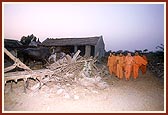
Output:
112,52,117,75
116,53,124,79
140,54,148,75
124,52,133,80
133,52,148,79
107,52,116,76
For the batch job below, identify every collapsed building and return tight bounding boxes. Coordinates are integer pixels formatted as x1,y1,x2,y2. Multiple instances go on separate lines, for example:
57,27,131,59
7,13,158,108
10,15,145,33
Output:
4,39,23,56
4,39,23,68
4,36,108,96
41,36,105,58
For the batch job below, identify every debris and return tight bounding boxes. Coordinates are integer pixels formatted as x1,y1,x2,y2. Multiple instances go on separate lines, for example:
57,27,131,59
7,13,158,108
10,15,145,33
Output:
4,48,32,72
56,88,64,95
74,95,79,100
63,93,70,99
4,49,109,98
147,52,164,79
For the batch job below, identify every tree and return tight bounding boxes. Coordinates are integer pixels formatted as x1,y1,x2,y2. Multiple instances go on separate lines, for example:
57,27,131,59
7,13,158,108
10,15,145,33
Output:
156,44,164,51
20,34,37,46
143,49,148,53
134,50,142,54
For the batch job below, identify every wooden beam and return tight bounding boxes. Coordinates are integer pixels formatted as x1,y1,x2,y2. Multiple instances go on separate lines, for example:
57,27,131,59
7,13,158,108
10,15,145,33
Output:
4,48,32,72
4,64,16,73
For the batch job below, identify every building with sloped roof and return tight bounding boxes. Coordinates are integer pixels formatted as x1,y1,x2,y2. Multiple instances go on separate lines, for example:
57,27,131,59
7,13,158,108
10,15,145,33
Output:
41,36,105,58
4,39,23,49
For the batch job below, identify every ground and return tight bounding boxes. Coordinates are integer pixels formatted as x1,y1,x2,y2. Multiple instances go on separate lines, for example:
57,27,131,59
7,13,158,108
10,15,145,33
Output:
3,70,164,113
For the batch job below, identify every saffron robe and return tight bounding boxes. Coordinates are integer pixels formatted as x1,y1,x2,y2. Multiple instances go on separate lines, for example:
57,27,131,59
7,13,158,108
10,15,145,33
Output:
133,55,147,79
140,55,148,75
107,55,116,75
116,56,124,79
124,55,133,80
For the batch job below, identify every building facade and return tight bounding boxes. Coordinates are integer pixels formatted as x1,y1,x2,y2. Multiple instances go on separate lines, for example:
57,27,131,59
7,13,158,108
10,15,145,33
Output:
41,36,105,58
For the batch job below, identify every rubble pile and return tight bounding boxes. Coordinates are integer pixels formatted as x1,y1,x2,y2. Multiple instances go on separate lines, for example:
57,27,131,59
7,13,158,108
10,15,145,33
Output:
29,50,109,99
148,60,164,79
4,48,110,99
147,52,164,79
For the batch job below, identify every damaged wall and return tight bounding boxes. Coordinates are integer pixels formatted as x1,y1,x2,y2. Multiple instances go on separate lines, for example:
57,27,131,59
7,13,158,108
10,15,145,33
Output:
41,36,105,58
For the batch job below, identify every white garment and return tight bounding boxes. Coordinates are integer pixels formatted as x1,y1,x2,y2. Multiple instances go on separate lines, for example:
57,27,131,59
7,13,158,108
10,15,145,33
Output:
48,53,57,63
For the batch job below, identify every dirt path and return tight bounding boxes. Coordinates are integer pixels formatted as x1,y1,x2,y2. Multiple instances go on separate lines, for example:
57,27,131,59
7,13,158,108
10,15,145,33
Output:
3,71,164,112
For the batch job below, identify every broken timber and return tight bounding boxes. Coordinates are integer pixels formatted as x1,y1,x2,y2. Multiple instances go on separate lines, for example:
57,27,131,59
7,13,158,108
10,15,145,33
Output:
4,69,54,92
4,48,32,72
4,48,33,93
4,49,107,93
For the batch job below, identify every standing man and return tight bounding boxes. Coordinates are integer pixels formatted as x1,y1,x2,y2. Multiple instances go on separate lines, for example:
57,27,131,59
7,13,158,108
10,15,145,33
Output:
116,53,124,79
140,54,148,75
133,52,148,79
124,52,133,80
112,52,117,75
107,52,116,76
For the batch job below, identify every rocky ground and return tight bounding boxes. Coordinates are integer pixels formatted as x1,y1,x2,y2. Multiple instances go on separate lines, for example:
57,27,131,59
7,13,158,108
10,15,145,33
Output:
3,69,165,113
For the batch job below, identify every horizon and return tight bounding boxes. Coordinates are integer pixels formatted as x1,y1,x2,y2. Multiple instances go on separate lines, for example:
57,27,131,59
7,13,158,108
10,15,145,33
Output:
3,2,165,52
4,35,164,53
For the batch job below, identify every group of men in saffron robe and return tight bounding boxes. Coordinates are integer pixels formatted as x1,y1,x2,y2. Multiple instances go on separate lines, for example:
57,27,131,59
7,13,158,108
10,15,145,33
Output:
107,51,148,80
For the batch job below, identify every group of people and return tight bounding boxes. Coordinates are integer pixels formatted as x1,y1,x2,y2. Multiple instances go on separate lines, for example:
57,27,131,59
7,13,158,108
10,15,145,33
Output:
107,51,148,80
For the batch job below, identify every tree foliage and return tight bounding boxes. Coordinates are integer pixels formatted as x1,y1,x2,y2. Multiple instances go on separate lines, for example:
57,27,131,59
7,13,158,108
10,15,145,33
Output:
156,44,164,51
20,34,37,45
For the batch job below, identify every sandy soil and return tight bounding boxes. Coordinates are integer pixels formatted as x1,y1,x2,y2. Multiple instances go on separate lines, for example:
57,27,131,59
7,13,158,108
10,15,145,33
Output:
3,70,164,113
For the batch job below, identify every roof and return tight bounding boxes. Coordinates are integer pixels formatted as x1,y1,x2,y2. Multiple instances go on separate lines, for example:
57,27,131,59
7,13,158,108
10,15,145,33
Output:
41,36,102,46
4,39,23,48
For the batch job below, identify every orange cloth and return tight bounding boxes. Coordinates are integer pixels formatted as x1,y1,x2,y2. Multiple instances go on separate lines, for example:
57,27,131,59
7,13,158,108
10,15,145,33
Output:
140,55,148,75
116,55,124,79
124,55,133,80
113,56,117,75
122,56,126,71
107,55,116,75
133,55,147,79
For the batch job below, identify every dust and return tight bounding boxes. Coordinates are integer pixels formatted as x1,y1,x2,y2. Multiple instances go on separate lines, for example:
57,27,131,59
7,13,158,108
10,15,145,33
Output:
3,71,164,112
